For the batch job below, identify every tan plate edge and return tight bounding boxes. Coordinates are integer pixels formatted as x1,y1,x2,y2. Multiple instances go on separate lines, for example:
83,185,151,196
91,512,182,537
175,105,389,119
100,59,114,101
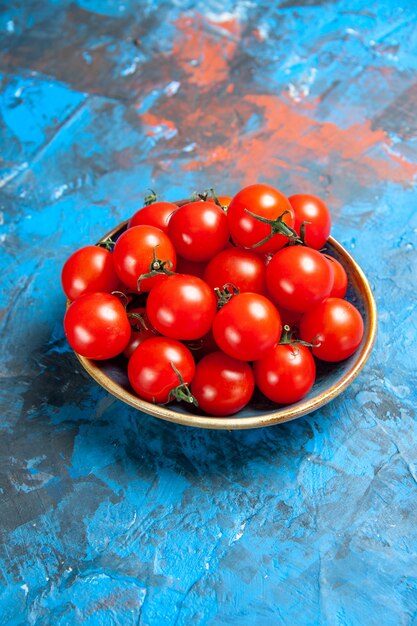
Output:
71,228,377,430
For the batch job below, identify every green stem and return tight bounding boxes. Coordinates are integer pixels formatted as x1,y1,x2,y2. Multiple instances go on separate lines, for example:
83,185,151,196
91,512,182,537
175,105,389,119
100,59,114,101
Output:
111,290,130,308
168,362,198,406
137,246,176,290
299,220,311,245
279,324,320,351
189,187,224,208
144,189,159,206
244,208,304,248
97,237,115,251
127,312,149,331
214,283,240,308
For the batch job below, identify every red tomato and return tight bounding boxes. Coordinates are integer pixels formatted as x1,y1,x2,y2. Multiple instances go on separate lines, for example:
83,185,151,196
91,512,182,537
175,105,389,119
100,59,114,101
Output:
204,248,266,294
212,292,282,361
128,337,195,403
266,247,333,313
324,255,348,298
168,201,230,262
227,184,295,254
61,246,119,301
113,225,176,292
64,292,131,360
191,352,255,416
129,201,178,233
288,194,331,250
146,274,217,340
299,297,364,362
175,256,207,279
254,344,316,404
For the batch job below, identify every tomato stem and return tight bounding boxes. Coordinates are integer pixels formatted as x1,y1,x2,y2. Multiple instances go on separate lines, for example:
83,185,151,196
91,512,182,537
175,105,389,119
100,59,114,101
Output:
127,311,149,331
144,189,160,206
214,283,240,308
97,236,115,251
299,220,311,245
111,290,130,308
279,324,319,352
243,208,303,248
137,246,176,290
190,187,226,210
168,362,198,407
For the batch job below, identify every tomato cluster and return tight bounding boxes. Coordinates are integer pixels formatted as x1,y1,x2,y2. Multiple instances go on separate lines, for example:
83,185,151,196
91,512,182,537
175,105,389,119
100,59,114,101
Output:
62,185,364,417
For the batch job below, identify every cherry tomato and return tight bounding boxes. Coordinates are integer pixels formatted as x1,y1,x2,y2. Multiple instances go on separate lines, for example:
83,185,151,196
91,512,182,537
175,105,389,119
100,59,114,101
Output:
204,248,266,294
113,225,176,292
168,201,229,262
324,255,348,298
288,194,331,250
61,246,119,301
129,201,178,233
64,292,131,360
266,246,333,313
128,337,195,403
254,344,316,404
213,292,282,361
227,184,295,254
191,352,255,416
175,256,207,279
299,297,364,362
146,274,217,340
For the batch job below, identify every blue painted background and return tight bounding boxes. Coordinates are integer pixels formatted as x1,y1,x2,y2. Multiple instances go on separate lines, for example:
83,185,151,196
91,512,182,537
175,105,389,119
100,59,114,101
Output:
1,0,417,624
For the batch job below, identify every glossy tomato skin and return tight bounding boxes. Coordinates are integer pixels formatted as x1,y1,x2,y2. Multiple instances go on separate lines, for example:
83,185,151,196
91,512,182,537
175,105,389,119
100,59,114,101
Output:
288,194,331,250
204,248,267,295
228,184,295,254
62,246,119,301
146,274,217,340
266,246,333,313
128,337,195,403
254,344,316,404
113,225,176,292
191,352,255,416
129,201,178,233
64,292,131,360
324,255,348,298
213,292,282,361
168,201,229,262
299,297,364,362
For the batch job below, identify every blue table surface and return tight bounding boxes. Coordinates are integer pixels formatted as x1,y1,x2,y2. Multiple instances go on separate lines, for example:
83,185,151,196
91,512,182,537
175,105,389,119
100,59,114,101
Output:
1,1,417,624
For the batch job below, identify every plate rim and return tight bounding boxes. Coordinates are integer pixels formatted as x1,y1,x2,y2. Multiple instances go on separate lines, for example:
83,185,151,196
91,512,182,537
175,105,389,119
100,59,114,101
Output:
71,219,377,430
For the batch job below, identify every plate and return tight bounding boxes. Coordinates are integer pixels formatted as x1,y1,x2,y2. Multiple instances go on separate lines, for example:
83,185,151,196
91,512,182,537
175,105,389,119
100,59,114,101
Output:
72,213,377,430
